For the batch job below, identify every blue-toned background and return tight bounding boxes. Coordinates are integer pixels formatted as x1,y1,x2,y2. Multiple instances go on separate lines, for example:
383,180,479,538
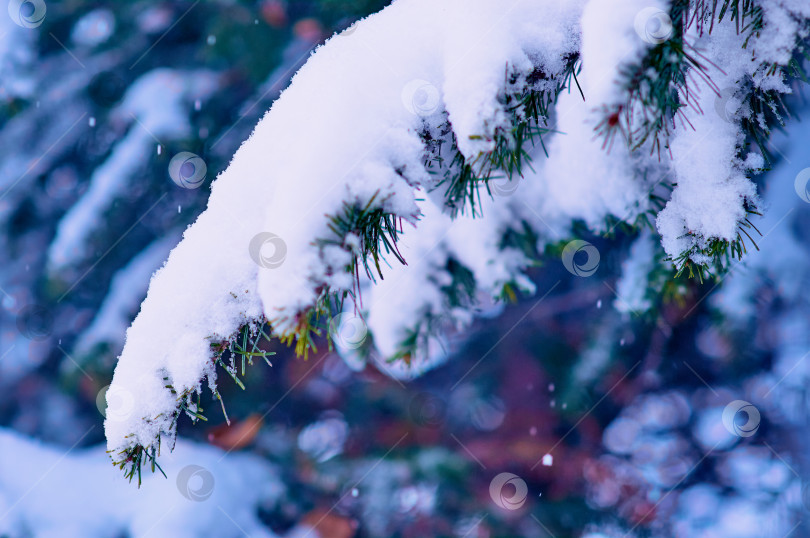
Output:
0,1,808,537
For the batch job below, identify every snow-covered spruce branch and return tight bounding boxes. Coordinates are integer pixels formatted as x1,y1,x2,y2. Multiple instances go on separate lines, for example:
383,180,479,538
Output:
603,0,810,279
105,0,810,480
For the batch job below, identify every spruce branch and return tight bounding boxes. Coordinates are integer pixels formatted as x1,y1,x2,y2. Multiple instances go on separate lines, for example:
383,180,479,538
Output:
671,203,762,282
105,0,810,485
598,0,808,279
325,192,409,283
431,55,581,217
109,323,275,484
689,0,763,43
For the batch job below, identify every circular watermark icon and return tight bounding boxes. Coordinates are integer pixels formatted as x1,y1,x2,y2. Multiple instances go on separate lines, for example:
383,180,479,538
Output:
714,87,738,123
168,152,207,189
328,313,368,350
489,472,528,510
297,416,349,462
249,232,287,269
722,400,760,438
561,240,600,277
177,464,215,501
98,385,136,423
634,7,673,44
16,304,53,340
88,72,127,108
794,167,810,203
8,0,46,29
401,79,441,117
488,175,520,197
409,392,446,428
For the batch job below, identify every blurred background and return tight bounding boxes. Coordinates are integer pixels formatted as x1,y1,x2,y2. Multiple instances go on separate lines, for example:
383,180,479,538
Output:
1,1,809,537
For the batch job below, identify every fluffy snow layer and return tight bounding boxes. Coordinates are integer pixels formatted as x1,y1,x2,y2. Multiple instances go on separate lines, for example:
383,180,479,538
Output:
0,429,282,538
656,0,810,262
106,0,809,459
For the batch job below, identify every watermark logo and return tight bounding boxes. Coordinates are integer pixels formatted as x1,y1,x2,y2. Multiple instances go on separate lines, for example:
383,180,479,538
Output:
562,240,600,277
714,87,738,123
16,304,53,340
249,232,287,269
8,0,46,29
88,72,127,108
98,385,136,423
489,472,528,510
634,7,673,44
409,392,446,428
328,313,368,350
168,152,207,189
488,176,520,197
794,168,810,203
722,400,760,438
177,464,215,501
401,79,441,117
297,416,348,462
